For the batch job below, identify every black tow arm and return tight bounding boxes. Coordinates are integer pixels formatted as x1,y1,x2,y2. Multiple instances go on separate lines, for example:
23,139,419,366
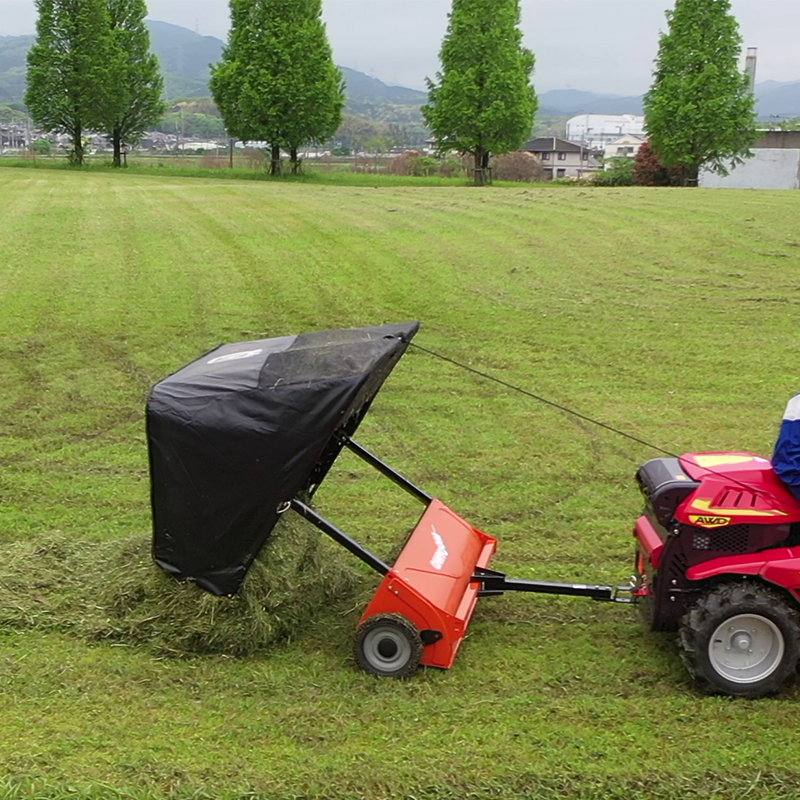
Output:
471,568,635,603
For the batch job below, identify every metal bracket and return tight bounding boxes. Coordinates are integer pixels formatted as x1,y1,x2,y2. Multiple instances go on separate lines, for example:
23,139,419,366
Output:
420,629,443,645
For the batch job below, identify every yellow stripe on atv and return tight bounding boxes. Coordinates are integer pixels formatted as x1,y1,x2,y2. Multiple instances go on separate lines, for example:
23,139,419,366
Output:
693,455,757,468
689,498,787,518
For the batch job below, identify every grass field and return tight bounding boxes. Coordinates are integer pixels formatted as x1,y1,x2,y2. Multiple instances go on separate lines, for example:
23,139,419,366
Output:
0,155,467,186
1,165,800,799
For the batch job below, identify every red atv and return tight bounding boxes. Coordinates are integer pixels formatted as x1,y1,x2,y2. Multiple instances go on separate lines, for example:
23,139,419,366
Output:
635,452,800,697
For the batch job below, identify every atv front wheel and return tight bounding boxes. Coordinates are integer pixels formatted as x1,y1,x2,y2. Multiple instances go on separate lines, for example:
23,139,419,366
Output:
354,613,423,678
680,582,800,698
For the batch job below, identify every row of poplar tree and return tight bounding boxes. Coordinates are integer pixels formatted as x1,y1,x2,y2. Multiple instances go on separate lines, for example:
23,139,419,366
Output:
26,0,755,186
26,0,165,167
210,0,344,176
24,0,538,179
212,0,538,180
24,0,346,172
429,0,757,186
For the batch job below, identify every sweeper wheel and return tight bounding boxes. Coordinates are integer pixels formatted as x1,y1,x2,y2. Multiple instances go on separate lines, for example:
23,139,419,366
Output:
354,613,423,678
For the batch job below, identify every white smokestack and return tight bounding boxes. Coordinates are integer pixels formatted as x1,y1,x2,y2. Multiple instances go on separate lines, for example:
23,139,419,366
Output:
745,47,758,94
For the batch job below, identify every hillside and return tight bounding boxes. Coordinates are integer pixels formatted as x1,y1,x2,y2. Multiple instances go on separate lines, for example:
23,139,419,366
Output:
4,22,798,126
338,66,427,127
144,20,224,98
756,80,800,119
539,83,800,120
0,23,220,102
0,34,33,104
0,22,429,118
538,89,643,116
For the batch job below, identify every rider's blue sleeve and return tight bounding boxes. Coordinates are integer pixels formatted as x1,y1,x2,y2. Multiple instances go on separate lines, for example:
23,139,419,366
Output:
772,394,800,496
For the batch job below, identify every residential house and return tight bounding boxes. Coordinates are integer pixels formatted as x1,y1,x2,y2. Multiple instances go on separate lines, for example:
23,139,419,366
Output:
520,136,601,180
0,122,28,152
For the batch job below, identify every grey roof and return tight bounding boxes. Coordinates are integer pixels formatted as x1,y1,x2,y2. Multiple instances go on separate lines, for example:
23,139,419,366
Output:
521,136,584,153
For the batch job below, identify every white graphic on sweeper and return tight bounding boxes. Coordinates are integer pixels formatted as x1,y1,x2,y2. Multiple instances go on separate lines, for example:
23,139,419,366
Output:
430,527,449,570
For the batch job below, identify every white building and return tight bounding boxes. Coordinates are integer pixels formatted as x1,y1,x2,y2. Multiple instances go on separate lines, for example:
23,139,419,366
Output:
603,134,647,166
177,141,224,152
700,131,800,190
566,115,646,150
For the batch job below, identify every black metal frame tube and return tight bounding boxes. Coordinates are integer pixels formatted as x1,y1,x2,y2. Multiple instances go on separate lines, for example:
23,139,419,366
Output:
499,579,614,601
472,568,615,601
345,438,432,505
290,498,390,576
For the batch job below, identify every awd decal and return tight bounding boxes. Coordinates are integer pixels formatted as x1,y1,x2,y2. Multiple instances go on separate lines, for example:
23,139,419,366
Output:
690,515,731,529
430,528,449,570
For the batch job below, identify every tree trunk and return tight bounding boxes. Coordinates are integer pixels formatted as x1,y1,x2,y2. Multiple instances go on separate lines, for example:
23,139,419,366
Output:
482,149,491,185
71,121,84,166
473,147,486,186
682,164,699,187
112,128,122,168
270,144,281,176
290,147,301,175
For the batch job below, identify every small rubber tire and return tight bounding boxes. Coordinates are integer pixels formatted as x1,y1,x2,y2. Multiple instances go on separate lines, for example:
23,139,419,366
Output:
679,582,800,698
354,613,423,678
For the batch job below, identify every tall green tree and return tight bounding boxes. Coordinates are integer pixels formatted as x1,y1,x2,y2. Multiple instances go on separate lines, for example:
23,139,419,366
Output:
280,0,344,174
423,0,537,186
644,0,757,186
210,0,343,176
100,0,166,167
210,0,281,173
25,0,113,165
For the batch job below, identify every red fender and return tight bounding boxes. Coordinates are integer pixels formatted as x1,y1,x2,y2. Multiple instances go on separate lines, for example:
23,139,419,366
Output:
686,546,800,604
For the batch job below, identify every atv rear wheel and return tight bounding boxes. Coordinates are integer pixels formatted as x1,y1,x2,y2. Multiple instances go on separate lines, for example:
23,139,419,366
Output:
680,582,800,698
354,613,423,678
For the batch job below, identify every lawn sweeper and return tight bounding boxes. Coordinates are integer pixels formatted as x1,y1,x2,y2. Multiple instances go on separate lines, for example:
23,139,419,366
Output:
146,322,800,698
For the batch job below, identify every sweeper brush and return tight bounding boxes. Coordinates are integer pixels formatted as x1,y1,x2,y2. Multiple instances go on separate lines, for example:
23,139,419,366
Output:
146,322,800,697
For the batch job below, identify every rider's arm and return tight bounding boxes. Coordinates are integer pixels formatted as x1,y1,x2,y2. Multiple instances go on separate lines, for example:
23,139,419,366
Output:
773,394,800,497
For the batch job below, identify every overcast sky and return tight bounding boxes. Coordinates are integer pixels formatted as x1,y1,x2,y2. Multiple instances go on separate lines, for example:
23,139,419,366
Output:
1,0,798,95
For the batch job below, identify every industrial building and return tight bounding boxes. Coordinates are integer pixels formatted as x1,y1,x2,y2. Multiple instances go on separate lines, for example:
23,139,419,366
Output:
566,114,646,150
699,131,800,190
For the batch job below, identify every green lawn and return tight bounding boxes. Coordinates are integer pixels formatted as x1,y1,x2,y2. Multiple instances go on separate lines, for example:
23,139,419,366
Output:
1,166,800,799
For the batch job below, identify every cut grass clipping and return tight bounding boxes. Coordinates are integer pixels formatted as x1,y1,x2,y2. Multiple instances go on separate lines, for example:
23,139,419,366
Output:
0,514,358,656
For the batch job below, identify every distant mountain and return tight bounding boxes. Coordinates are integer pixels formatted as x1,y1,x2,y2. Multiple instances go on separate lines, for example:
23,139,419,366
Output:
3,23,799,122
756,81,800,119
0,22,221,102
337,66,427,127
538,89,643,116
0,34,33,104
144,20,223,98
0,22,428,112
756,80,794,93
539,82,800,121
339,67,426,104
